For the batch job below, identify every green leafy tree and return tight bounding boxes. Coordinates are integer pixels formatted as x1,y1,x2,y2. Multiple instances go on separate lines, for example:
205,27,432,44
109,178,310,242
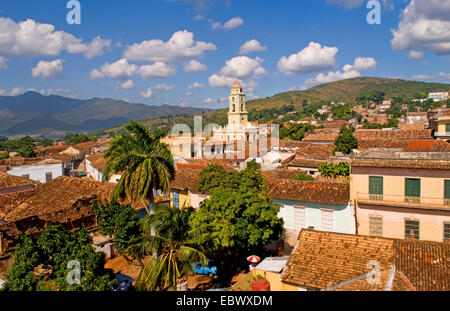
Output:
19,144,37,158
189,165,284,283
334,126,358,155
126,206,206,291
318,162,350,178
3,226,115,291
293,174,315,181
103,121,175,216
93,200,142,253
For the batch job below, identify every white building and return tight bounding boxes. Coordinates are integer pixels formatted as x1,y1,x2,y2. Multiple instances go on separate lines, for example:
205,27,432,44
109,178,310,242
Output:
7,159,64,183
428,92,449,102
85,152,122,183
213,81,267,143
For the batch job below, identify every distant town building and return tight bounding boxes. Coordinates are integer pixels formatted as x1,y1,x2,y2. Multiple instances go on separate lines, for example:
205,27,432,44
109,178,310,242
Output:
6,158,63,183
428,92,449,102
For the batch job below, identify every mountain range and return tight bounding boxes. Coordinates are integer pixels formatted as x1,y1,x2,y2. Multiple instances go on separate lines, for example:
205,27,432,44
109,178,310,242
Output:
0,92,209,136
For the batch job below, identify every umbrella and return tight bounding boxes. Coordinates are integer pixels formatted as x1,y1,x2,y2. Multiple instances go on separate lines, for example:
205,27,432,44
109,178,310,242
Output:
247,255,261,264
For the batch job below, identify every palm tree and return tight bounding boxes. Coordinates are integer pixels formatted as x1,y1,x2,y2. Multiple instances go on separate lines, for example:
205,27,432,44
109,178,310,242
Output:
126,205,207,291
103,121,175,216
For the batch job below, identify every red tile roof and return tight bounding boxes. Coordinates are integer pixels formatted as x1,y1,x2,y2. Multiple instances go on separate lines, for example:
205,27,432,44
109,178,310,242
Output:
86,152,106,171
0,171,36,190
354,129,433,140
265,179,349,205
282,230,449,291
404,140,450,152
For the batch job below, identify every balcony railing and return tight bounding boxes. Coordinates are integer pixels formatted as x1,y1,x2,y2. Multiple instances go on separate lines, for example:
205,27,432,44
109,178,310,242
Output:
357,192,450,209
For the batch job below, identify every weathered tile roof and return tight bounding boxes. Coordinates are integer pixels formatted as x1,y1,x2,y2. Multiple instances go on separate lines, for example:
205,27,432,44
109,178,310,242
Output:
357,139,410,150
282,230,450,291
261,169,306,180
351,158,450,170
0,171,36,190
303,133,338,142
404,140,450,152
170,168,203,192
265,179,349,205
86,152,106,171
354,129,433,140
4,176,116,222
285,159,325,169
0,188,36,219
71,141,101,153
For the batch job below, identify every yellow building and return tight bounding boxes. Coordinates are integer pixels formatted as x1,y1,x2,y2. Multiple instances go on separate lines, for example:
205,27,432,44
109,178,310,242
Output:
350,155,450,243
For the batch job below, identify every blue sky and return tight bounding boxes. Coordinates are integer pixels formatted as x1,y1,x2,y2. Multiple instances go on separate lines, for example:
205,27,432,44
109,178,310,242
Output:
0,0,449,108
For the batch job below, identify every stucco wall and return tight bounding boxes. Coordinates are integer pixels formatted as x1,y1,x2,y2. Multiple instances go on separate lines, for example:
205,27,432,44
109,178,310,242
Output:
8,163,63,183
275,199,354,234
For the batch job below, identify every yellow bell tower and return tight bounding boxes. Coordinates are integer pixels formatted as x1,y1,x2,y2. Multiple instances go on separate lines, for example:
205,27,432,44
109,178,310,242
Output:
228,81,248,128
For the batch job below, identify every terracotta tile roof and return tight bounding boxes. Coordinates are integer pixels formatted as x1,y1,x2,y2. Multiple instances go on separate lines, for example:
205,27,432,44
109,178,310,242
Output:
285,159,325,169
393,239,449,291
0,171,36,190
351,158,450,170
34,145,70,154
261,169,306,180
404,140,450,152
354,129,433,140
357,139,410,150
170,168,203,192
4,176,116,222
278,141,335,157
0,188,36,219
265,179,349,205
86,152,106,171
282,230,449,291
303,133,338,142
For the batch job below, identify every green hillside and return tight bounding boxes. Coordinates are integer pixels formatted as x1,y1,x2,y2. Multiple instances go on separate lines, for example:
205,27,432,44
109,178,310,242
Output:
100,77,450,136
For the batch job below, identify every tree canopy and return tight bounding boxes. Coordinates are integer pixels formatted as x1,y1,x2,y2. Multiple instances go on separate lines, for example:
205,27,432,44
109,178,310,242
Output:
334,126,358,155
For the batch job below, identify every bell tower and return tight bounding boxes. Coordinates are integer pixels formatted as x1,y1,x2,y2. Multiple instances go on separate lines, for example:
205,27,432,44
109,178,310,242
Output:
228,81,248,128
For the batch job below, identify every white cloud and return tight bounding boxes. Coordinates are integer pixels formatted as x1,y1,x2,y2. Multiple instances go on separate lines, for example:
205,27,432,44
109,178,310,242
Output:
183,59,208,72
66,36,111,59
408,50,424,59
391,0,450,55
239,39,267,55
153,84,175,91
139,62,176,79
31,59,64,80
301,57,376,89
188,82,206,89
123,30,216,62
208,74,239,88
140,88,153,98
0,87,33,96
90,58,138,80
209,17,244,30
0,17,110,58
120,79,136,90
218,56,267,79
278,42,338,75
179,100,190,107
0,56,7,68
410,72,450,81
185,91,193,96
39,88,71,95
203,97,227,104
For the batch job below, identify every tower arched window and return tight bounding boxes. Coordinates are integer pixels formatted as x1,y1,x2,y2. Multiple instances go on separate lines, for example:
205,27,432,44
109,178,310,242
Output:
232,104,235,112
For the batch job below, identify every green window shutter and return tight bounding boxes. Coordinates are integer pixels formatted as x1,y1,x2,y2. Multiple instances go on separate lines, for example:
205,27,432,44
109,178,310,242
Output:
446,124,450,133
445,180,450,201
369,176,383,195
405,178,421,198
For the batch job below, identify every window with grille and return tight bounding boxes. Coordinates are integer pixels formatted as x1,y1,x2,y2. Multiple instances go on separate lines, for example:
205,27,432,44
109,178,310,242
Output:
405,219,420,240
369,216,383,237
444,223,450,241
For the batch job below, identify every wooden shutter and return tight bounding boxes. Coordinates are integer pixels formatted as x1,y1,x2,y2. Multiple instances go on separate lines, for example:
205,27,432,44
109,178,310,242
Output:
369,176,383,200
445,180,450,200
405,178,421,198
45,172,53,182
446,124,450,133
320,208,334,232
293,205,306,231
369,216,383,237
